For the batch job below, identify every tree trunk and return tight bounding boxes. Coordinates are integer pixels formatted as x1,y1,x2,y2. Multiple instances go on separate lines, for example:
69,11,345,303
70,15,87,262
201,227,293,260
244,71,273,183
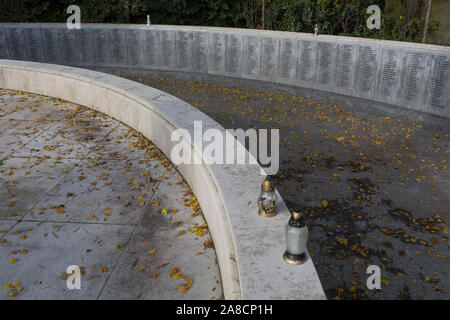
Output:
262,0,265,29
422,0,432,43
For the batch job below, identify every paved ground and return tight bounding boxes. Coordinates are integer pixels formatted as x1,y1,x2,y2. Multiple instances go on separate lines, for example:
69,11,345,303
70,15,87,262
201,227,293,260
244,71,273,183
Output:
126,76,449,300
0,89,222,300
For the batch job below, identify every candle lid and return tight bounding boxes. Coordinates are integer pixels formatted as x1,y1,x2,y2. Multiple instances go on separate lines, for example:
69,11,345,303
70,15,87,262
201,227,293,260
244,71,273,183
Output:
261,179,274,192
289,211,306,227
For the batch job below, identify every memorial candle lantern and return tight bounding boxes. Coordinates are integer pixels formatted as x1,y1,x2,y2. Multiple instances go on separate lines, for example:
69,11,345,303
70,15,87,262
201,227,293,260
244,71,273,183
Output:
283,211,308,265
314,24,319,36
257,179,277,217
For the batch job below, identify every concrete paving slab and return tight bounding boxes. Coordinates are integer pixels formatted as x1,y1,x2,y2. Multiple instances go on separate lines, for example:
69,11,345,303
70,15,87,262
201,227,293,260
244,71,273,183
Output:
99,212,222,300
1,97,91,121
0,118,54,160
0,221,134,300
0,156,78,220
0,220,17,239
12,119,118,159
87,125,151,160
0,89,42,117
138,167,205,231
24,158,164,224
49,100,121,123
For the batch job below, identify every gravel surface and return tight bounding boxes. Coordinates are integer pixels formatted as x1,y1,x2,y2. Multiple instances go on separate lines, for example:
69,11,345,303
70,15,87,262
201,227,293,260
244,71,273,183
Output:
126,76,449,300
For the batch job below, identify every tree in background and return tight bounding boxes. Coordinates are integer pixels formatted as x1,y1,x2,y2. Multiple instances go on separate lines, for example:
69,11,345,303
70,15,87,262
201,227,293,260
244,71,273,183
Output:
0,0,443,44
422,0,432,43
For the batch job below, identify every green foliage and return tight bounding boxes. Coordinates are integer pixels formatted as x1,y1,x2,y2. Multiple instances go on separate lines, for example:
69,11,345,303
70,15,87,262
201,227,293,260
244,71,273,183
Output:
0,0,442,43
352,3,441,43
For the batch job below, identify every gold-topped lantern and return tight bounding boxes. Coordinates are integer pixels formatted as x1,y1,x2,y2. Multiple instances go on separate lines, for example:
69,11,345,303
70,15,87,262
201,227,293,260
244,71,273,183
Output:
257,179,278,217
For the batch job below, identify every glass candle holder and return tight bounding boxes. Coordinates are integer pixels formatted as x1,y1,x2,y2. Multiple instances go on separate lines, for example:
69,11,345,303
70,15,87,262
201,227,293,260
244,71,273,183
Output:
283,211,308,265
257,179,278,217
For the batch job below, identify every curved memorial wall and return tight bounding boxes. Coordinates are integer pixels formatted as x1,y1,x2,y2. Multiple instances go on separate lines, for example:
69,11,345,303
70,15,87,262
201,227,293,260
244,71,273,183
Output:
0,23,448,118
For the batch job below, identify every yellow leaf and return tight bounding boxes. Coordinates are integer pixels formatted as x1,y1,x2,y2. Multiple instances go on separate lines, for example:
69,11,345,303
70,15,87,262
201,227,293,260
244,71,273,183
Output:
203,240,214,249
335,236,348,246
168,268,181,279
8,288,21,297
99,266,108,273
178,284,190,293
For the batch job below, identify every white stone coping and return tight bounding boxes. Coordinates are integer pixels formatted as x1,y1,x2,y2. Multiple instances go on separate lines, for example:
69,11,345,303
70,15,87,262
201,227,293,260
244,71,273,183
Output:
0,60,326,300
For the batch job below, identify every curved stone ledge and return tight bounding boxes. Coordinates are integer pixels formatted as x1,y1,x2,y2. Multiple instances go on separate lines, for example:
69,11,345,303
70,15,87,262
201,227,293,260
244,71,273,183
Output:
0,23,449,118
0,60,326,300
